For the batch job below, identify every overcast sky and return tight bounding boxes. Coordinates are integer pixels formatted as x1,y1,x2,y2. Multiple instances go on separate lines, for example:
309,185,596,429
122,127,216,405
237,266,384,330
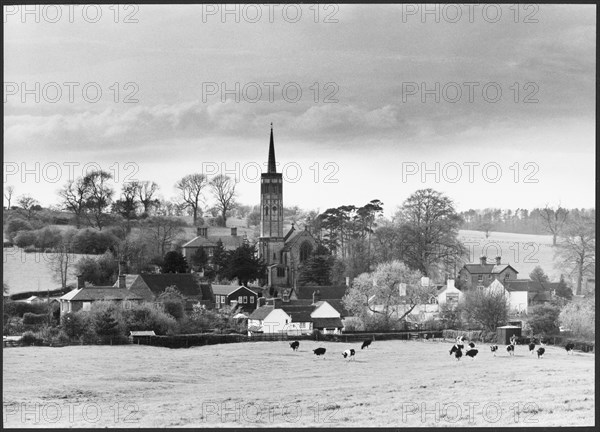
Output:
4,4,595,216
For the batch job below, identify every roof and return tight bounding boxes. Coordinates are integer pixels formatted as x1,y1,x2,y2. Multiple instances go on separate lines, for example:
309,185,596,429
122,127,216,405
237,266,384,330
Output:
130,331,155,336
132,274,207,299
279,305,314,322
463,264,519,275
312,317,343,329
324,299,350,317
112,274,138,288
60,287,143,302
504,279,546,292
210,284,259,296
295,285,348,300
282,229,315,252
182,234,244,249
248,305,274,320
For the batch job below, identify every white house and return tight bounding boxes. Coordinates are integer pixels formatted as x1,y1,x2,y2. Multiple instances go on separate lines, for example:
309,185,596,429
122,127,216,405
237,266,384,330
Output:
437,279,463,308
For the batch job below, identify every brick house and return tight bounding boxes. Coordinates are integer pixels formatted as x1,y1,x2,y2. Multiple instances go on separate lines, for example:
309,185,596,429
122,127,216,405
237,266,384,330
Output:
181,226,245,271
457,256,519,290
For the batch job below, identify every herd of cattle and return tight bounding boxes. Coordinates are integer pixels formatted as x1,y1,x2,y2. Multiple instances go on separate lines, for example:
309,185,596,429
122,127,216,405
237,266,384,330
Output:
288,336,578,361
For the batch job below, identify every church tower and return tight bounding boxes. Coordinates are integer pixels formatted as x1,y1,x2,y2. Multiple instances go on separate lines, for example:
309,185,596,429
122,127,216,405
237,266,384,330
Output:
258,124,286,288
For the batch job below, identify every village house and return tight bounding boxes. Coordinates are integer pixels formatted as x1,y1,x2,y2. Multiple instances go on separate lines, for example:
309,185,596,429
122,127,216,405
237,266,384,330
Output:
247,297,345,335
436,279,463,308
59,276,144,317
211,285,260,312
181,226,245,271
487,278,560,315
123,273,214,311
457,256,519,290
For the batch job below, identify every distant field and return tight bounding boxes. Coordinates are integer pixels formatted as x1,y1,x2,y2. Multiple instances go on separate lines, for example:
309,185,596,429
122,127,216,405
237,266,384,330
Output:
458,230,558,280
3,340,594,427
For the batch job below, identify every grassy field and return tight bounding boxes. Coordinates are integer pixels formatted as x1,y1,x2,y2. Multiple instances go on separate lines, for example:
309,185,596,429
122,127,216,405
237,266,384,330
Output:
3,340,594,428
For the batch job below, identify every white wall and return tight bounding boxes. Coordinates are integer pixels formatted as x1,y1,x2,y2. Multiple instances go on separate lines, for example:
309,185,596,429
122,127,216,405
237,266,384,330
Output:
260,309,292,333
311,301,341,319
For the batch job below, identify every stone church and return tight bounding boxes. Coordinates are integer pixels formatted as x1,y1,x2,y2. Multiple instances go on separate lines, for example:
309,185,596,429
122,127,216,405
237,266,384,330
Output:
258,125,317,291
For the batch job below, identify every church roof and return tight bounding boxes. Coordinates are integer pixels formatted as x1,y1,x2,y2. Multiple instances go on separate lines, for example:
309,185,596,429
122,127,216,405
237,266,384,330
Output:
182,234,244,249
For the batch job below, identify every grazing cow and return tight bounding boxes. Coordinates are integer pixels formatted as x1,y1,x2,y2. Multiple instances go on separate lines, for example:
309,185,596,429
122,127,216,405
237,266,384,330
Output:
449,344,461,355
490,345,499,356
313,347,326,357
361,340,372,350
565,342,575,354
454,346,463,361
528,342,536,354
342,349,355,360
289,341,300,351
465,348,478,359
506,344,515,356
537,347,545,359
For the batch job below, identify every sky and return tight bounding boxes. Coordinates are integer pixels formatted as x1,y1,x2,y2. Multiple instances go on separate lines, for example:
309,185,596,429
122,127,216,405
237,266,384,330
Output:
3,4,596,217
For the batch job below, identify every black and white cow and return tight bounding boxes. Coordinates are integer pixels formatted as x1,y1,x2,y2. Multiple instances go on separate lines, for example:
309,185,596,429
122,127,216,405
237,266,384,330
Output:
361,340,372,350
490,345,499,356
289,341,300,351
565,342,575,354
506,344,515,356
528,342,536,354
342,349,355,360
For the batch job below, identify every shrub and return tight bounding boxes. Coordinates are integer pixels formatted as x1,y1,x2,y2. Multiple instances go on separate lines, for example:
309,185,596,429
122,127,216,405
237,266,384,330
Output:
61,312,88,338
342,317,365,332
23,312,49,325
37,326,70,346
4,301,48,318
21,331,43,346
71,228,120,254
33,226,63,250
527,303,561,336
14,230,38,248
5,218,33,242
123,303,179,335
559,299,595,339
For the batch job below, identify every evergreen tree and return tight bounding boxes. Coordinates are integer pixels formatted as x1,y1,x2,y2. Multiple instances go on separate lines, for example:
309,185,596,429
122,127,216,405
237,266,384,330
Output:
222,243,265,286
161,251,188,273
297,255,334,286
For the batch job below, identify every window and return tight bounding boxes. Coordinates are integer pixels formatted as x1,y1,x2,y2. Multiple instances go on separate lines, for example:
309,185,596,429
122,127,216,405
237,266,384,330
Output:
207,248,213,257
277,267,285,277
82,302,91,311
264,206,269,216
238,296,243,303
478,275,483,282
221,295,226,303
446,293,459,307
243,296,248,304
504,273,510,280
250,296,255,304
299,242,312,262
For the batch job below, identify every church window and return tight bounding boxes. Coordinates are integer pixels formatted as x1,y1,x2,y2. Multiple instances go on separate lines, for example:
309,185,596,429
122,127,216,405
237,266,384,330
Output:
277,267,285,277
272,205,277,213
264,206,269,216
273,252,276,260
299,242,312,263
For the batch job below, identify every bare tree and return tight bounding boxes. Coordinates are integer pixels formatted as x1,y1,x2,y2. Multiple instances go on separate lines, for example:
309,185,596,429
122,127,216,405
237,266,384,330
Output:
555,214,595,295
4,185,14,209
463,287,510,331
176,174,207,225
16,195,41,220
47,230,76,289
210,174,237,227
539,205,569,246
112,182,139,232
58,178,89,228
83,170,114,230
141,216,187,257
136,181,160,215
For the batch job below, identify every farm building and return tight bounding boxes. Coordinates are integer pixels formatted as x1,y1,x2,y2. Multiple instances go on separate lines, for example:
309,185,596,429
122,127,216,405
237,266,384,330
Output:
458,256,519,290
211,285,260,312
497,325,521,345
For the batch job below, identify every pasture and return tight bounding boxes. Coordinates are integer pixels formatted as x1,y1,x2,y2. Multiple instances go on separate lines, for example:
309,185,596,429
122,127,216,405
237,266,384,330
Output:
3,340,594,427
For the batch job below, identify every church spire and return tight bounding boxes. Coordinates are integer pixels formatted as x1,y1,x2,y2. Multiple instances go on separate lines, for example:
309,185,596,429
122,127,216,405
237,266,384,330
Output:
268,122,276,173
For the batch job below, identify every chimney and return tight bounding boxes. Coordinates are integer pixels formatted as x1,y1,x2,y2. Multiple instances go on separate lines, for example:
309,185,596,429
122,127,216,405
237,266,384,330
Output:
118,274,126,289
231,227,237,236
447,279,455,290
345,276,350,287
495,256,501,265
258,297,266,307
480,256,487,265
77,275,84,289
313,289,321,303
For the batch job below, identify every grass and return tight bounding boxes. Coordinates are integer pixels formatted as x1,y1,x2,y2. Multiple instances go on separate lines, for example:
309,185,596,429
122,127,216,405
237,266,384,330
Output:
3,340,594,427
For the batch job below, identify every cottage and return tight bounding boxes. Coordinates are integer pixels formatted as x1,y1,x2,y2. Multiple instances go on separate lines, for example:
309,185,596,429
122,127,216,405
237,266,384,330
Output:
247,306,296,334
125,273,214,311
59,276,143,317
211,285,260,312
458,256,518,290
487,279,559,315
437,279,463,308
